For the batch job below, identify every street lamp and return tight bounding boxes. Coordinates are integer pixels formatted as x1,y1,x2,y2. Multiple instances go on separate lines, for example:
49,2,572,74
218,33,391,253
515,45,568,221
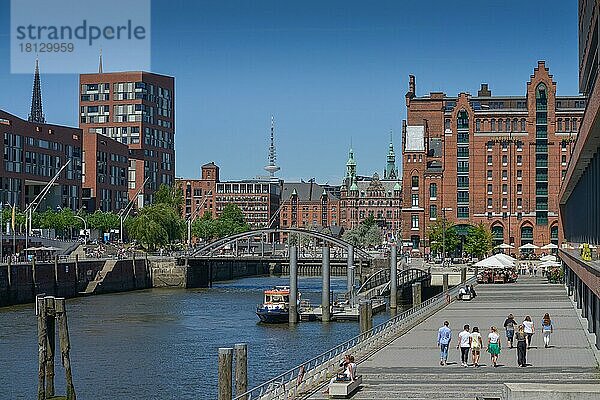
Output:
441,207,453,267
74,215,87,245
187,191,212,251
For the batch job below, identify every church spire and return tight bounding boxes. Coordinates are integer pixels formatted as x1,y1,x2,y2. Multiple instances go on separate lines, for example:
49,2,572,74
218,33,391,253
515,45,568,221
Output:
264,115,280,179
28,58,45,124
384,130,398,179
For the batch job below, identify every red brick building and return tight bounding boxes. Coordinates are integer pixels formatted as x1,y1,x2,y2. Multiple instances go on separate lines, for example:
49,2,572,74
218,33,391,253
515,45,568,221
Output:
340,143,402,241
402,62,585,252
176,162,281,229
280,182,340,231
82,133,129,212
0,109,82,210
79,70,175,208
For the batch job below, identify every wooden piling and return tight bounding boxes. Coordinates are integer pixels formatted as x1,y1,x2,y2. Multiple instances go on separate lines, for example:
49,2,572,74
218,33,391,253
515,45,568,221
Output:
234,343,248,400
390,245,398,309
55,298,76,400
44,297,55,397
346,245,354,293
359,300,373,334
443,274,449,292
289,246,298,324
461,267,467,284
218,347,234,400
37,296,47,400
53,256,59,296
412,282,422,306
321,246,331,322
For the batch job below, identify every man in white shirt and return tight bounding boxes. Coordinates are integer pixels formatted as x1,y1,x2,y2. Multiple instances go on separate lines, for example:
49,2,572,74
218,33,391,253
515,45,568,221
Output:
457,325,471,367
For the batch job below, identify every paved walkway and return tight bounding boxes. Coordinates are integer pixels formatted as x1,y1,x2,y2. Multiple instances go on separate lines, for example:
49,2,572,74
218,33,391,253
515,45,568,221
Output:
310,276,599,399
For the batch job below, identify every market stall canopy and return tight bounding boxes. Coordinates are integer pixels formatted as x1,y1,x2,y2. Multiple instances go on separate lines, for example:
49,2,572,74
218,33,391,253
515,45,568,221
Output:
474,254,514,268
495,253,517,263
519,243,539,250
494,243,514,249
40,246,62,251
541,243,559,250
540,254,557,262
540,260,561,267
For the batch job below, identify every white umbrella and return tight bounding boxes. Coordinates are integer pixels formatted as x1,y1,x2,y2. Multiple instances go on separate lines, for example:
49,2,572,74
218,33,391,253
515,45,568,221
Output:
540,260,561,267
495,253,517,264
519,243,539,250
474,254,513,268
494,243,514,249
540,254,557,262
541,243,558,250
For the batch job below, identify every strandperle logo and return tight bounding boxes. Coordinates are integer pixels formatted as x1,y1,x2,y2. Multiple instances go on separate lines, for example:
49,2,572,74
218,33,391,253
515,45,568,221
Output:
11,0,151,74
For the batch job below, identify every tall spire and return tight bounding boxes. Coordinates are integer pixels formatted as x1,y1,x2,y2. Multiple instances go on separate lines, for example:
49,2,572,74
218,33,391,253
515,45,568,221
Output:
98,49,103,73
384,130,398,179
28,58,45,124
264,115,280,179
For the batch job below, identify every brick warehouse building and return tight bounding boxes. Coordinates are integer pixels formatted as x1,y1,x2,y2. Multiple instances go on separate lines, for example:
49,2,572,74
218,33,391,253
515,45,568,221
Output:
279,181,340,232
79,70,175,208
402,61,585,252
340,141,402,242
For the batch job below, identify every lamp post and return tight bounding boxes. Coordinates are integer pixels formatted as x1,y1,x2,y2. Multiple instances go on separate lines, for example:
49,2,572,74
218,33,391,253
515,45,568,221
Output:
74,215,87,245
186,191,212,252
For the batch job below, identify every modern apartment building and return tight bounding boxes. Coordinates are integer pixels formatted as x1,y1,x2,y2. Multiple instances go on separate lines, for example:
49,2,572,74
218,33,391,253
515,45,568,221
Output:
558,0,600,350
82,133,129,212
79,70,175,207
402,62,585,251
0,109,82,210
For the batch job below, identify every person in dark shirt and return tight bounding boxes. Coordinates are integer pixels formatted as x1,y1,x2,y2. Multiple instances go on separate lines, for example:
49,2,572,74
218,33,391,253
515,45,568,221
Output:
503,313,517,348
515,325,528,367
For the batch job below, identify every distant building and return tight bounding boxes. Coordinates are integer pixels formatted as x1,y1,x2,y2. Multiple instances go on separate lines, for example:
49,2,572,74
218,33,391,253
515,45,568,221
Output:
340,141,402,241
279,181,340,234
402,62,584,251
79,66,175,208
82,133,129,212
0,62,82,211
177,162,281,229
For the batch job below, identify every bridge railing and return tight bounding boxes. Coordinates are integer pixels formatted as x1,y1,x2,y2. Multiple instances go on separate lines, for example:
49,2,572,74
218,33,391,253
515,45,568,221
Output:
235,275,477,400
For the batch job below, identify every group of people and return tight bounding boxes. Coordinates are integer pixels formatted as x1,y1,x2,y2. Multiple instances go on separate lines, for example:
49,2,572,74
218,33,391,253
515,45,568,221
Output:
476,267,518,284
457,285,477,300
437,313,554,368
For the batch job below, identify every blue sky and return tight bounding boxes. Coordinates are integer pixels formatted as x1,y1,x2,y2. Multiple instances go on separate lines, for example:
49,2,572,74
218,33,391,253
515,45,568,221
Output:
0,0,579,184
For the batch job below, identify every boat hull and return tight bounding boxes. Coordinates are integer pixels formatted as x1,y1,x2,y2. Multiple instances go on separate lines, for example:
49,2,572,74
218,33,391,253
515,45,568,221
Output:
256,308,290,323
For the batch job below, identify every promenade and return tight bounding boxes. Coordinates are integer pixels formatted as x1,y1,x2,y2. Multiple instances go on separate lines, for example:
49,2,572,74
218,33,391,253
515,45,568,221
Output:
310,276,599,399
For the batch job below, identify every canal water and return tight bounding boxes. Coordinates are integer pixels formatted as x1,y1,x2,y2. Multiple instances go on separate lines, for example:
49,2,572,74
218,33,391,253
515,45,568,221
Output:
0,276,393,399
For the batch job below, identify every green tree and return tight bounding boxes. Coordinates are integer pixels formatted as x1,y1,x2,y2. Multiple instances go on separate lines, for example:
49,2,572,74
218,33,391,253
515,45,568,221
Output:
126,203,185,249
464,223,493,258
154,184,185,215
192,212,217,241
341,217,383,248
86,211,120,234
427,219,460,256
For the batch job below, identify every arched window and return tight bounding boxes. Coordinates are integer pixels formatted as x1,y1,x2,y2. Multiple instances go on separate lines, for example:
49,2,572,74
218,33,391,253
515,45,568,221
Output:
520,225,534,245
550,225,559,245
520,118,526,131
429,183,437,199
512,118,518,132
491,119,496,131
491,225,504,245
498,118,503,132
457,110,469,129
536,83,547,110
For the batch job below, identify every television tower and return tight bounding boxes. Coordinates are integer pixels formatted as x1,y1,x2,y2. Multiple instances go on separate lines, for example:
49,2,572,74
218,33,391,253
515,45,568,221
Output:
264,115,280,179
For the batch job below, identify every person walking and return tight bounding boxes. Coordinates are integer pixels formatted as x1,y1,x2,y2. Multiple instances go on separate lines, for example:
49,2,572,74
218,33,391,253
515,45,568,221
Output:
487,326,502,367
541,313,554,348
503,313,517,348
470,326,483,367
515,324,528,367
457,324,471,367
523,316,535,349
437,321,452,366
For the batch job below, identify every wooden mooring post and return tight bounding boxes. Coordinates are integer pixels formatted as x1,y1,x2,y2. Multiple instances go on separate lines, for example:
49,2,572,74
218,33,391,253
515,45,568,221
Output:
235,343,248,400
218,347,233,400
37,295,76,400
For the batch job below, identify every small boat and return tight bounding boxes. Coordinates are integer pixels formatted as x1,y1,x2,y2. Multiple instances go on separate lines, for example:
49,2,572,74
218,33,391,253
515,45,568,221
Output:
256,286,298,323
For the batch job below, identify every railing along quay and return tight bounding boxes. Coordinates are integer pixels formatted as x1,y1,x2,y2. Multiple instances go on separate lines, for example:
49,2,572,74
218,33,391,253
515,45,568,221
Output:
235,276,477,400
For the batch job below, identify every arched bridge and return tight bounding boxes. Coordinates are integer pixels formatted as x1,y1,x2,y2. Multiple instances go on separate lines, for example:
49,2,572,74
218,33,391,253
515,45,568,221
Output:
356,268,431,300
191,228,372,260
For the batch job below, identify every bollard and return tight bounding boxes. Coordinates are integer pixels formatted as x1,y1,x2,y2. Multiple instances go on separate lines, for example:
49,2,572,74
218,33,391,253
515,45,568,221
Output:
359,300,373,333
347,245,354,293
234,343,248,400
289,246,298,324
218,348,234,400
443,274,449,293
322,247,331,322
412,282,422,306
390,245,398,309
461,267,467,284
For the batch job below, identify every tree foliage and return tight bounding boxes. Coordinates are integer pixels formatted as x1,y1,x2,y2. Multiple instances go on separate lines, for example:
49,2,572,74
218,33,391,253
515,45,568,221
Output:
464,223,493,258
342,216,383,248
191,204,250,241
126,203,185,250
427,219,460,256
154,184,184,216
86,211,120,233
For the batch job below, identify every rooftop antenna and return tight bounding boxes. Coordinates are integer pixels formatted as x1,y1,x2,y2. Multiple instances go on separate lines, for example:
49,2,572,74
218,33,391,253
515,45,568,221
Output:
98,48,103,73
264,115,280,180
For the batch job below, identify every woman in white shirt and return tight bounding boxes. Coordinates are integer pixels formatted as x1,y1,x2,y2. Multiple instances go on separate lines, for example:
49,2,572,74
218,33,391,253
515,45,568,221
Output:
523,316,535,349
470,326,483,367
487,326,501,367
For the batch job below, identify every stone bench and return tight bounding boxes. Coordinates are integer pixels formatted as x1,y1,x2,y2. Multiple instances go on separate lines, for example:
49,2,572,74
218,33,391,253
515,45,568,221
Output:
329,375,362,398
